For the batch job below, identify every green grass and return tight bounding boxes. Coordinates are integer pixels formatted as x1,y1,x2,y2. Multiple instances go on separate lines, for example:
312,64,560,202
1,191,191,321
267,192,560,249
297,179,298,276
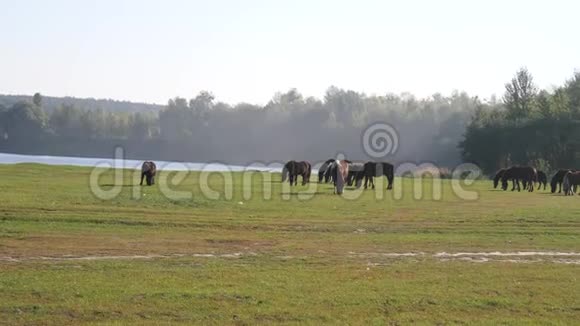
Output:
0,163,579,324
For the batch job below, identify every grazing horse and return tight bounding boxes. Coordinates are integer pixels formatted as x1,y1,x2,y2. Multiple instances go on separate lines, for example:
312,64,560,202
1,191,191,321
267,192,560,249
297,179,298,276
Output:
324,160,351,184
333,160,349,195
357,162,394,190
140,161,157,186
346,162,365,187
493,168,507,189
318,159,336,183
563,171,580,196
501,166,537,192
536,170,547,191
282,161,311,186
551,169,577,193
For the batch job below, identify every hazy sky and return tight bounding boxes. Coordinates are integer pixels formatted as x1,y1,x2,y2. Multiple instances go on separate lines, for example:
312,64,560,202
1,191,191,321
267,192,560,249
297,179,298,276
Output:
1,0,578,105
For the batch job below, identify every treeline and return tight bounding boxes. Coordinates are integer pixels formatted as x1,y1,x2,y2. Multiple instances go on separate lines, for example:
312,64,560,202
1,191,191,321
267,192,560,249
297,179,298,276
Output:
0,89,478,165
1,69,578,170
0,94,163,113
460,68,580,173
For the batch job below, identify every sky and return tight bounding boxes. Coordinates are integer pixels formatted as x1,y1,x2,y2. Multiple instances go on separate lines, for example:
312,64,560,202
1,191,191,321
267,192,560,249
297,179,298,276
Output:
1,0,579,105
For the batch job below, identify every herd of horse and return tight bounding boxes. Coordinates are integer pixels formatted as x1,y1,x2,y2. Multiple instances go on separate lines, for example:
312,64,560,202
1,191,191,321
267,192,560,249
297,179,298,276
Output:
138,160,579,197
281,159,394,195
493,166,580,195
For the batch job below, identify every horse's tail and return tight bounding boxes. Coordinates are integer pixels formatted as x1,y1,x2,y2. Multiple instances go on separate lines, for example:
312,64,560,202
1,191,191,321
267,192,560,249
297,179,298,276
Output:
563,171,572,195
281,166,288,182
550,172,559,193
306,162,312,183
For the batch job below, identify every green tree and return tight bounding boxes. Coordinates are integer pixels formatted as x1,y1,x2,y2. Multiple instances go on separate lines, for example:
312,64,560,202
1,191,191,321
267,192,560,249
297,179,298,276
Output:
504,67,537,122
536,90,553,119
5,102,47,140
49,104,82,138
565,72,580,117
129,112,154,140
550,88,571,119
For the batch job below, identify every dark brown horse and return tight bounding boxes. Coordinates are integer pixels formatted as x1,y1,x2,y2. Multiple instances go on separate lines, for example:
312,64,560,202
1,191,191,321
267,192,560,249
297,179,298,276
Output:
501,166,537,192
282,161,311,186
563,171,580,196
140,161,157,186
493,168,507,189
318,159,336,183
536,170,547,191
551,169,577,193
355,162,394,190
346,162,365,187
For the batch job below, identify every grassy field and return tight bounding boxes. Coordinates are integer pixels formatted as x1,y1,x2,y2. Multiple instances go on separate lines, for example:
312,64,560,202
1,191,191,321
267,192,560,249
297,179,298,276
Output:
1,163,579,325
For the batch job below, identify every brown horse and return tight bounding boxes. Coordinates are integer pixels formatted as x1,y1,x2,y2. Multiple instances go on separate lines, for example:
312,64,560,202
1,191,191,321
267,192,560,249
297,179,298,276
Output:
333,160,349,194
563,171,580,195
551,169,577,193
140,161,157,186
501,166,537,192
493,168,507,189
282,161,311,186
355,162,394,190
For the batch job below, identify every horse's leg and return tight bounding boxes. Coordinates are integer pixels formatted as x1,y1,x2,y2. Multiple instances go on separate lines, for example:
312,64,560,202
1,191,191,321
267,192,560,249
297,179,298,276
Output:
140,172,145,185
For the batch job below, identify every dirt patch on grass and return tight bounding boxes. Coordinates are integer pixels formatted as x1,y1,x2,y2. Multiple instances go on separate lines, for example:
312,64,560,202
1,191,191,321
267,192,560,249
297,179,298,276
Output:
2,251,579,264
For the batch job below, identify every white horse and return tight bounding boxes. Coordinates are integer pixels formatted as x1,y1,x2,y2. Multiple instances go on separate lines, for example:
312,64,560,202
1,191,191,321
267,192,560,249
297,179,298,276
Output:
333,160,349,195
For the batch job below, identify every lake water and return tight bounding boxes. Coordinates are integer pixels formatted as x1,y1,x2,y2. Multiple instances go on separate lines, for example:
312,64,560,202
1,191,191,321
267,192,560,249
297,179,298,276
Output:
0,153,286,173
